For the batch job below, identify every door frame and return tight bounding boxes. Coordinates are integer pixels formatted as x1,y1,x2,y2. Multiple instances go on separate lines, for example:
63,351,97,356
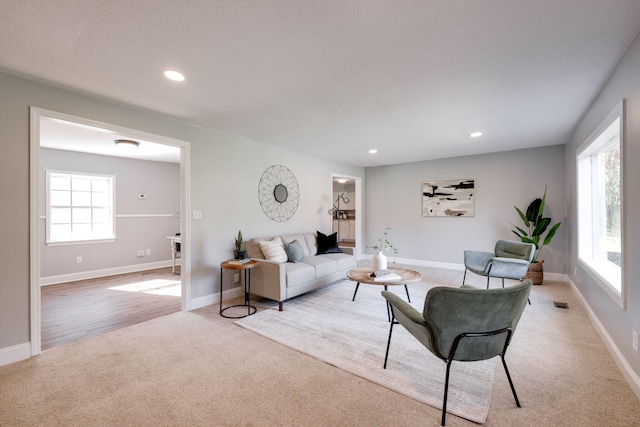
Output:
330,173,362,259
29,107,191,356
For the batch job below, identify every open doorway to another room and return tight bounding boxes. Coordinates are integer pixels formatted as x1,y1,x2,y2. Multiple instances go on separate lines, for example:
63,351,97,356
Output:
30,108,190,354
331,176,357,250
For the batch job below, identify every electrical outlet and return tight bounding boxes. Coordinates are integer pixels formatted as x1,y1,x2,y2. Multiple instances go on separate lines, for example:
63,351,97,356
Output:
146,249,151,255
192,210,202,220
76,256,82,264
233,273,240,284
137,250,145,257
633,331,638,352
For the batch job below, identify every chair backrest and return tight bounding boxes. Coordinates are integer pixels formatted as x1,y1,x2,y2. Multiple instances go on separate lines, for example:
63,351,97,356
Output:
422,280,532,362
494,240,535,262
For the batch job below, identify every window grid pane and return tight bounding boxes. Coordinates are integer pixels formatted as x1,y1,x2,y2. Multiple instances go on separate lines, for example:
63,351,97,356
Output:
48,171,114,242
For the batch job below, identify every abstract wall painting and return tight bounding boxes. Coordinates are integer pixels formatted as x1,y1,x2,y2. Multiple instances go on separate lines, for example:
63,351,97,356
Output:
422,179,475,217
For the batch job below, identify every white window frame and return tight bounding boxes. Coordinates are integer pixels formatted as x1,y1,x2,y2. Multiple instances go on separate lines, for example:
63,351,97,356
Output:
46,169,116,245
576,100,625,308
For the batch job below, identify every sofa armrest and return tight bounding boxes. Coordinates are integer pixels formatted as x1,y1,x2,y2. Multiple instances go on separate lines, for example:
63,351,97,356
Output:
247,258,287,302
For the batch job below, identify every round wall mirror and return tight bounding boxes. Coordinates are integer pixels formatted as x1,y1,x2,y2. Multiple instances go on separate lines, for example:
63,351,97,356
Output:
273,184,288,203
258,165,299,222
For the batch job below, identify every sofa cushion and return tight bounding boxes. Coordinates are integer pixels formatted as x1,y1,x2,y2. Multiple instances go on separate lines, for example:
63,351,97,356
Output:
285,262,316,287
280,233,311,256
304,233,318,256
317,231,340,254
259,237,288,263
301,255,337,278
284,240,305,263
317,253,355,271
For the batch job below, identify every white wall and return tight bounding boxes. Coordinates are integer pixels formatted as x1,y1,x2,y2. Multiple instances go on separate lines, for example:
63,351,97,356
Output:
0,70,364,358
364,145,567,273
39,148,180,281
565,32,640,382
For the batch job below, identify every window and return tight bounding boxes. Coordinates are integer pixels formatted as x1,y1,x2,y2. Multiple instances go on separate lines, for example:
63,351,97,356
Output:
46,170,115,244
577,100,624,307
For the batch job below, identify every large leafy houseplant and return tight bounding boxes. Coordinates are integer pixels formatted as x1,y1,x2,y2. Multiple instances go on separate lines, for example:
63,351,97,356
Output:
511,188,561,263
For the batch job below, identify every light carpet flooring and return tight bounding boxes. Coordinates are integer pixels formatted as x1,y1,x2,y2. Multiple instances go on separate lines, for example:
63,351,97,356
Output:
1,263,639,426
236,281,497,423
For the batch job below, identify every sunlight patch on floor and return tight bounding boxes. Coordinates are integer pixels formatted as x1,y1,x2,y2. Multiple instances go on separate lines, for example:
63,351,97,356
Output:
109,279,181,296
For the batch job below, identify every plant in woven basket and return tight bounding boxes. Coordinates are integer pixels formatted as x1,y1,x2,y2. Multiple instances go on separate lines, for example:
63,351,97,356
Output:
511,187,561,263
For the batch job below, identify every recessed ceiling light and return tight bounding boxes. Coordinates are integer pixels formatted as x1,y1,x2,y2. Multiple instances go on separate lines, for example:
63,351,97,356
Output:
337,179,347,183
114,139,140,149
164,70,185,82
470,131,483,138
369,149,378,154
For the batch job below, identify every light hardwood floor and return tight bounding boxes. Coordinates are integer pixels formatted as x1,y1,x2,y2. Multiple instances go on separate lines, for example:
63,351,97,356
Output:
41,267,181,350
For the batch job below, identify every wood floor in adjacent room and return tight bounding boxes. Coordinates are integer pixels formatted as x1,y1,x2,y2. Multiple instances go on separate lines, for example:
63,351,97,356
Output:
41,267,181,350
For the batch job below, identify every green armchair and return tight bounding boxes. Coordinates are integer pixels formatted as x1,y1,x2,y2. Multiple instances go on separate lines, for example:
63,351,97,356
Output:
382,280,532,426
463,239,535,289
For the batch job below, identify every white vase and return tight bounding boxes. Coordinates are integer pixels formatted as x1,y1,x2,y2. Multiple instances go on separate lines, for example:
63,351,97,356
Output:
373,250,387,271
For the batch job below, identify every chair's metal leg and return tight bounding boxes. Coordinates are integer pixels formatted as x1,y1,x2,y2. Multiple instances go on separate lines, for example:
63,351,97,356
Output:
351,282,360,301
486,276,490,289
501,355,521,408
462,268,467,284
383,316,396,369
384,285,391,322
404,284,411,302
502,278,505,288
442,359,453,426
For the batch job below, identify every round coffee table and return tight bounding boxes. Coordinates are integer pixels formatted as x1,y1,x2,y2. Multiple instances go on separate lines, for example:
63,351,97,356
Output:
347,267,422,321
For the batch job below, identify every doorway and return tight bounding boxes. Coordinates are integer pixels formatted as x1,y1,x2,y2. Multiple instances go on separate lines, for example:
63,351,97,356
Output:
331,175,361,257
29,107,191,355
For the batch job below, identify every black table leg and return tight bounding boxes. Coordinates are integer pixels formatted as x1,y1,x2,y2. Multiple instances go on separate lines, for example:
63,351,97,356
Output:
352,282,360,301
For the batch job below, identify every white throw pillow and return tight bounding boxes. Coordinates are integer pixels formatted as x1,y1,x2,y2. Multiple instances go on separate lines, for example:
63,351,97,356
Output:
259,237,288,263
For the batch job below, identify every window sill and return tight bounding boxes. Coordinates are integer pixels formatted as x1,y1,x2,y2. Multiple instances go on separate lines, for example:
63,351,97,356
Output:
46,238,116,247
577,257,624,309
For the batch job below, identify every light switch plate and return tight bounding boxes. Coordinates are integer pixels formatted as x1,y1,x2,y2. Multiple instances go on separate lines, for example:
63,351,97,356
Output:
192,210,202,220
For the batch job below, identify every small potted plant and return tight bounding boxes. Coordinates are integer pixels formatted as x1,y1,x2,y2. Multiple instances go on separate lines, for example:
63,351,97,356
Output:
511,187,562,284
367,227,398,272
234,230,246,260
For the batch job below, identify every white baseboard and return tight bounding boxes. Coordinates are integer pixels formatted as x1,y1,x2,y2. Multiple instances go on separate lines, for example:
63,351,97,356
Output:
365,255,569,282
40,260,175,286
0,342,31,367
566,278,640,400
190,287,242,311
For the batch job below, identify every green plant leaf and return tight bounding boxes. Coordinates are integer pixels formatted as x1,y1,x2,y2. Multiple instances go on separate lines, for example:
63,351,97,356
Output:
538,186,547,220
532,217,551,237
542,222,562,246
526,198,542,223
515,206,530,228
512,225,529,238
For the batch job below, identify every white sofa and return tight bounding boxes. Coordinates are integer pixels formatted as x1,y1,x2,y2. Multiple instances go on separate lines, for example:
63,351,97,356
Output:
245,232,355,311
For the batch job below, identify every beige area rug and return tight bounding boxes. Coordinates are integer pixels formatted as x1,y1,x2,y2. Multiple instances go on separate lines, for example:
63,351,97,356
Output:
236,280,497,424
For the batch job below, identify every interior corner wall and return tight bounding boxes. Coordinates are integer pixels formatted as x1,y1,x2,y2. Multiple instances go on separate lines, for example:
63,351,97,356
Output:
565,32,640,381
0,70,364,357
364,144,567,273
39,148,180,280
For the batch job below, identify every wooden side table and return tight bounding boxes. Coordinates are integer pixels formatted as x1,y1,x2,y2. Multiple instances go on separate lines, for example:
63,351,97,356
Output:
220,260,258,318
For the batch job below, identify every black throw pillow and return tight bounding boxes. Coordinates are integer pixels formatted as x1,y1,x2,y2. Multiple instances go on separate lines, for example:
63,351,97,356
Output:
317,231,341,254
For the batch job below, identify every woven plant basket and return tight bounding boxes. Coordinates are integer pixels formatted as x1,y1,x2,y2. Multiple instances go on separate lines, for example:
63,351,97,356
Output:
525,260,544,285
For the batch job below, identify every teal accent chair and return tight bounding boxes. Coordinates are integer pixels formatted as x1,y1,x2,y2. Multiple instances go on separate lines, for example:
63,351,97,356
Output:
382,280,532,426
463,239,535,290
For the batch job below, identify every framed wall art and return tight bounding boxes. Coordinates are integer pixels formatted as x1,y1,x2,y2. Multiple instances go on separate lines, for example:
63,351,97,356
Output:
422,179,475,217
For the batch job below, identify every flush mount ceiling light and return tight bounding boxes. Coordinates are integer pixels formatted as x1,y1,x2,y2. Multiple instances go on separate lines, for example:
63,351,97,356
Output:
114,139,140,149
163,70,185,81
470,131,483,138
368,149,378,154
337,179,347,183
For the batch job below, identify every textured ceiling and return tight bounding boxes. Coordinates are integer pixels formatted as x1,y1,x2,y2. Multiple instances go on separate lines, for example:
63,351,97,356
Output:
2,1,640,167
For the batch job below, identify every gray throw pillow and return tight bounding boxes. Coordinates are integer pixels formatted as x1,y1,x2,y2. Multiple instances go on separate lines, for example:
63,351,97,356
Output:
284,240,305,263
